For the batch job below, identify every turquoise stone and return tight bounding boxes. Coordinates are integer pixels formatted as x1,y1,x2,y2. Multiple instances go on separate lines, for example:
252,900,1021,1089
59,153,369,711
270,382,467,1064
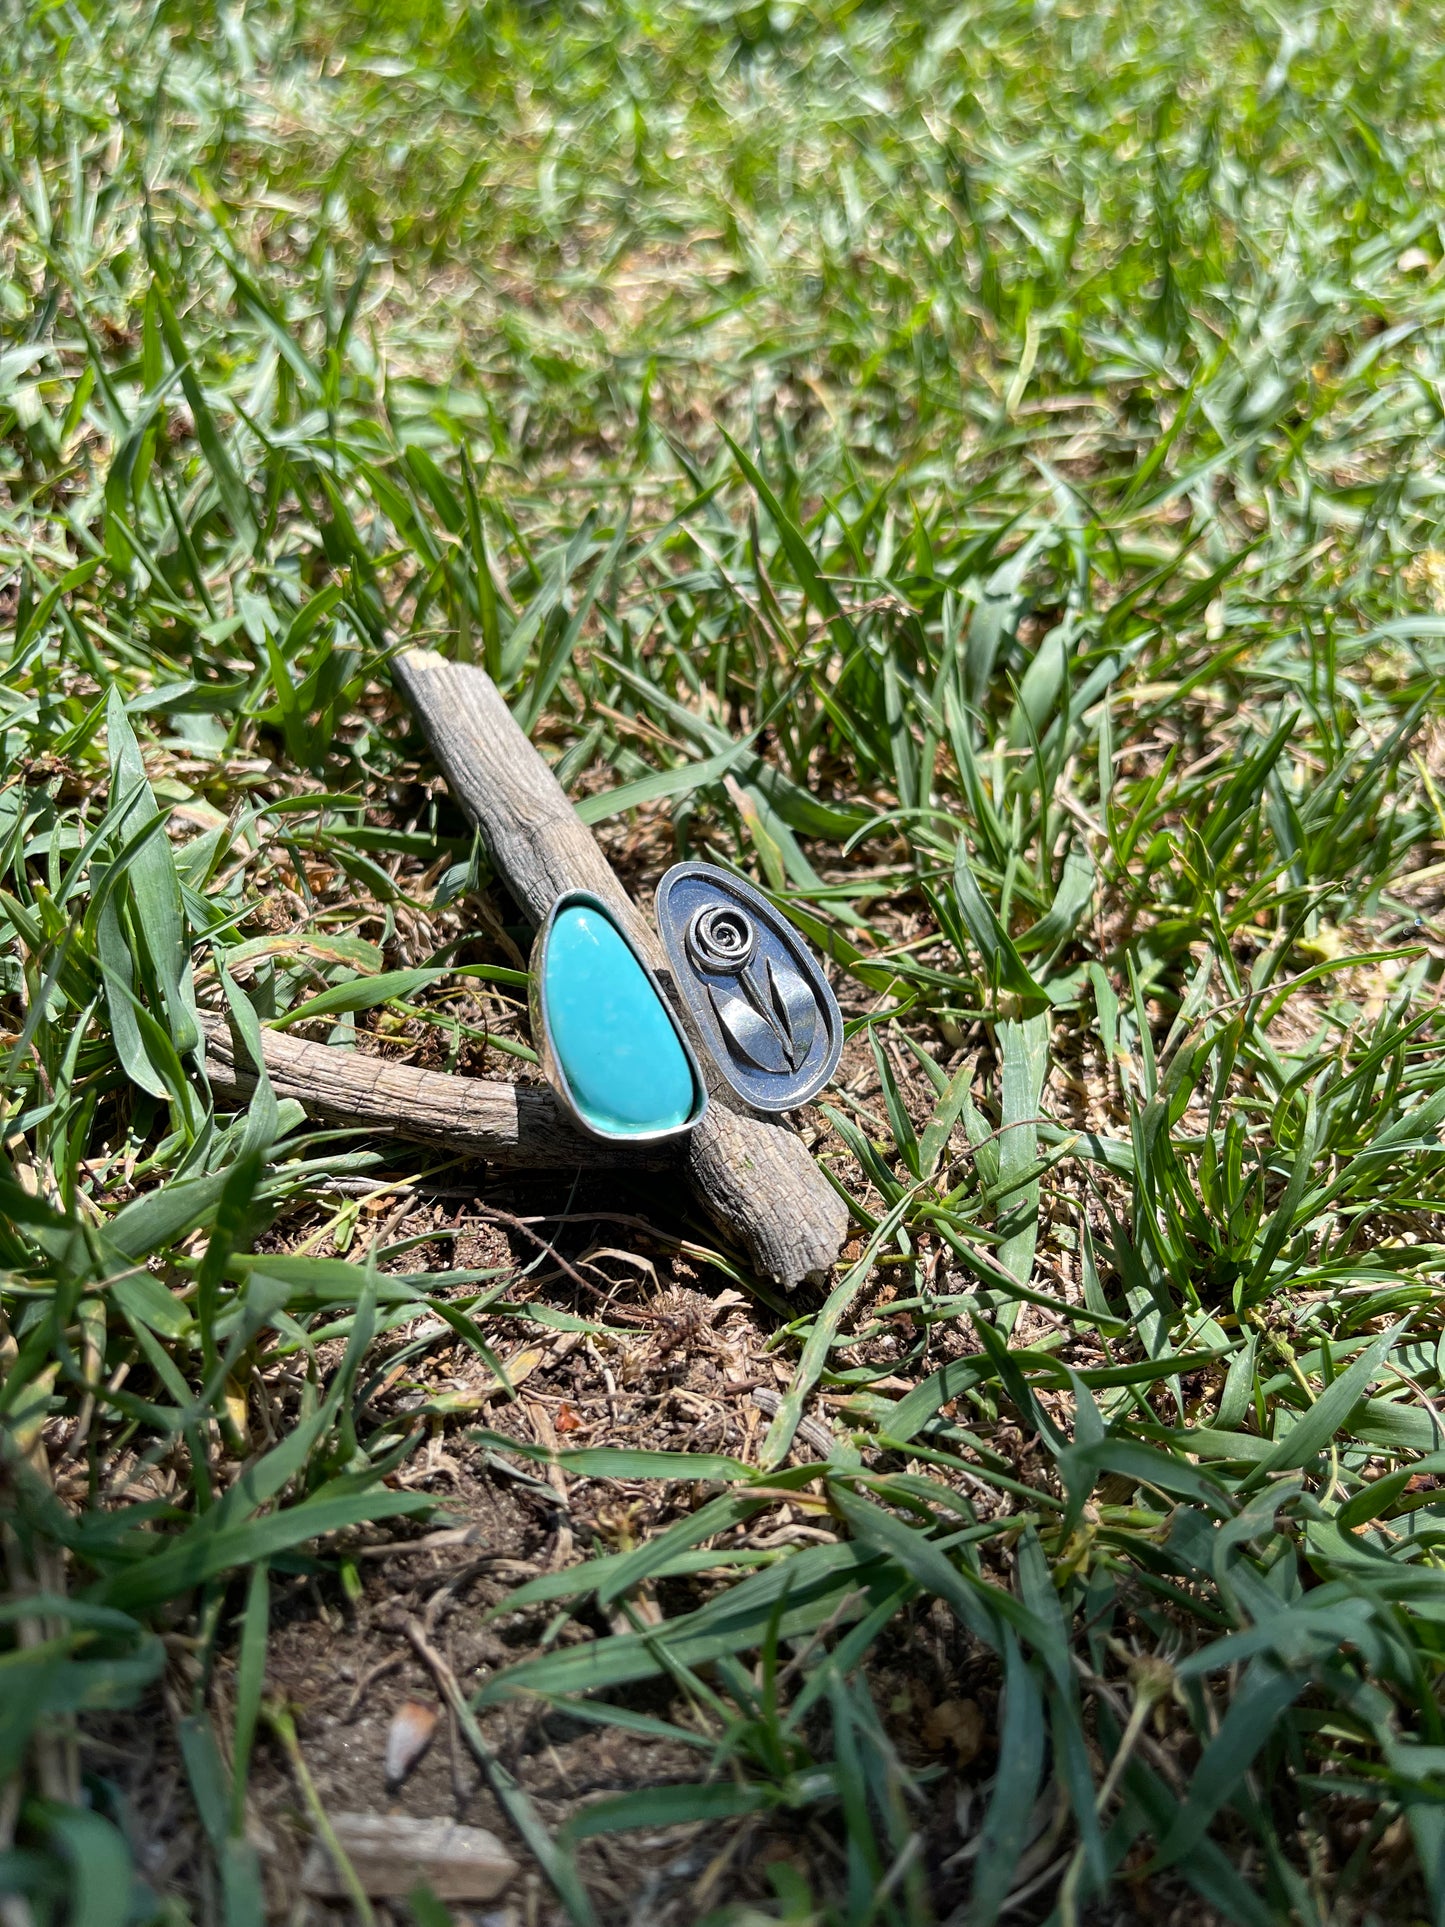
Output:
543,904,698,1136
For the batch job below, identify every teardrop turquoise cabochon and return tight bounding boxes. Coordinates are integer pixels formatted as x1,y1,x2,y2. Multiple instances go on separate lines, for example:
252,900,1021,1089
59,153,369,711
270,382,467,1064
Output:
542,903,700,1137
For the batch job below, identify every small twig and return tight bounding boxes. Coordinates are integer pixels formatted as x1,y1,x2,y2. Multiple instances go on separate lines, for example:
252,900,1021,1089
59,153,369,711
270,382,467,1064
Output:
469,1202,602,1300
364,1196,416,1257
399,1616,598,1927
340,1652,404,1724
874,1831,924,1911
525,1400,574,1569
771,1587,868,1695
749,1386,839,1463
999,1846,1074,1918
1055,1660,1180,1926
1071,1655,1186,1795
264,1700,376,1927
445,1695,468,1813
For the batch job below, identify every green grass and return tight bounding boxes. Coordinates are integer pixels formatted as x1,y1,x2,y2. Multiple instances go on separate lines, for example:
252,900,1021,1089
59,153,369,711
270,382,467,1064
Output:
7,0,1445,1920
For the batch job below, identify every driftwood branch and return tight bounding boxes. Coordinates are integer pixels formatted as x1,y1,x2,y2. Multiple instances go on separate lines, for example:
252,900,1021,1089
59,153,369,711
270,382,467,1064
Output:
200,1013,674,1171
391,649,848,1287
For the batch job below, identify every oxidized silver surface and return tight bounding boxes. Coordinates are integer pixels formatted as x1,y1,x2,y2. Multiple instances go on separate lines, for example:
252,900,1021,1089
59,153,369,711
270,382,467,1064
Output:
654,862,843,1113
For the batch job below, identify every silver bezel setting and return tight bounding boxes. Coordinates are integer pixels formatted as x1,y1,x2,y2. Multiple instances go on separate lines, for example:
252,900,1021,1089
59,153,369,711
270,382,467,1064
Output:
530,890,709,1144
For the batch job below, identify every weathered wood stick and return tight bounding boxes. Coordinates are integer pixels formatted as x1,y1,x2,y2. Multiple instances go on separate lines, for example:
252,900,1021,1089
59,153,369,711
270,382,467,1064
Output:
391,648,849,1287
200,1012,674,1171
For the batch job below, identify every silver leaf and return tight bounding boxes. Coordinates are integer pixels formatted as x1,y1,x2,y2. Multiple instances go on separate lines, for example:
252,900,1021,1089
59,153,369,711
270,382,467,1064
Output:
766,956,816,1070
708,978,791,1072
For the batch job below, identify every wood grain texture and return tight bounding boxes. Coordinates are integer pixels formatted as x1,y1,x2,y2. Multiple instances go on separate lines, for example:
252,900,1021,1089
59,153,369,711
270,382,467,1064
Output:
391,648,848,1286
200,1012,673,1170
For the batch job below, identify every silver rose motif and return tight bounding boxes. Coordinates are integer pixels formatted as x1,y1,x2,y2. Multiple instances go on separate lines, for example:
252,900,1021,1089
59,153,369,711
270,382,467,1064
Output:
655,864,842,1112
685,904,815,1072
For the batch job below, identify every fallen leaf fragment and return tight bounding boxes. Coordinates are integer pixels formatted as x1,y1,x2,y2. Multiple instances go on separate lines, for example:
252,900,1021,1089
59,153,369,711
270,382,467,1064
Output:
922,1697,984,1764
223,1377,249,1443
384,1700,439,1790
494,1346,546,1395
301,1812,517,1901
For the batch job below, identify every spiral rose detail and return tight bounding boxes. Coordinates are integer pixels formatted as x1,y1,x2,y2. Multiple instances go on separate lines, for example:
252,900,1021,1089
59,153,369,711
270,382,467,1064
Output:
686,904,757,973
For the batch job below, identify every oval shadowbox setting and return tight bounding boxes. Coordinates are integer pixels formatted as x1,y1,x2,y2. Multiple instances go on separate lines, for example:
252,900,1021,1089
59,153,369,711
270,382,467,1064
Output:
653,862,843,1113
